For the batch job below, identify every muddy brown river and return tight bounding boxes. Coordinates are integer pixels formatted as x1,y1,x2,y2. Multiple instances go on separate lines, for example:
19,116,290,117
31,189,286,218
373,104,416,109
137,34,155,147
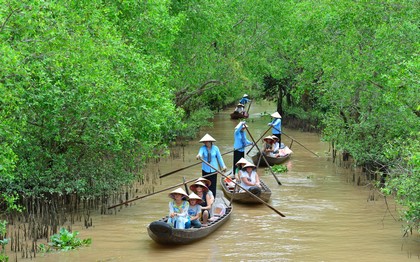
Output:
18,101,420,261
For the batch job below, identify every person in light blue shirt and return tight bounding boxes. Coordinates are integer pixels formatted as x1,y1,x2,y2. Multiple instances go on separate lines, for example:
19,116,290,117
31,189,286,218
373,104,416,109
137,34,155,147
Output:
233,121,252,172
239,94,251,105
268,112,282,144
196,134,227,197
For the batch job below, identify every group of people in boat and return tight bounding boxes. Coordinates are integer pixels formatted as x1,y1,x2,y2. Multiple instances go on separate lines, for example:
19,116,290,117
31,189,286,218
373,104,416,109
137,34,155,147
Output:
167,177,217,229
233,94,252,114
166,101,290,230
262,135,293,158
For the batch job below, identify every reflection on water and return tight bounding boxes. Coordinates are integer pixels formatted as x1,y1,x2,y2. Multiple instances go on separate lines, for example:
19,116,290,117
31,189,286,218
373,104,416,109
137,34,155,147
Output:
22,101,419,262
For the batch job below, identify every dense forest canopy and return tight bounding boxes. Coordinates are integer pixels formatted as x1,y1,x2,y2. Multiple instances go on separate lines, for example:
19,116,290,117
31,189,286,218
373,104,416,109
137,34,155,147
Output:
0,0,419,232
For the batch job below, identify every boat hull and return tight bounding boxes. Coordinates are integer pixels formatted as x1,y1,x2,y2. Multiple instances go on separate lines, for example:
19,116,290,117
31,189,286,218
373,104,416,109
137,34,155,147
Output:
251,152,290,167
147,198,232,245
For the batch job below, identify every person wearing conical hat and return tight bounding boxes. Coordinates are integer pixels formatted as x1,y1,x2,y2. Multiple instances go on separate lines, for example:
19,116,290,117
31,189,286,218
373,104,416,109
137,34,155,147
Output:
262,136,275,157
268,111,282,144
239,162,261,194
271,135,280,156
196,134,227,198
233,121,253,174
239,94,251,105
234,103,245,114
185,192,203,228
195,177,214,201
167,188,190,229
234,157,251,181
190,181,213,225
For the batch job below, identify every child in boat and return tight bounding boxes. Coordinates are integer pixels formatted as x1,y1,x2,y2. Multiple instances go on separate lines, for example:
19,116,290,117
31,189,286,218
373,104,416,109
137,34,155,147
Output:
239,162,261,192
189,181,213,225
167,188,190,229
186,192,203,228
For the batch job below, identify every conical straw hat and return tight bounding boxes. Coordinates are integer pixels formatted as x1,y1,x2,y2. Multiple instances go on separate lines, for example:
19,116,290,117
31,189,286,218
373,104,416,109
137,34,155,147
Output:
243,162,256,169
188,192,203,204
271,112,282,118
263,136,274,142
235,157,249,166
189,181,209,192
199,133,216,142
196,177,211,187
168,188,188,199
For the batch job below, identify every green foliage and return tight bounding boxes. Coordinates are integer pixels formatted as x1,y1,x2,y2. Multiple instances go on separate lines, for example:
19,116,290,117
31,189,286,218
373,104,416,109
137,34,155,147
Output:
38,228,91,252
271,164,288,174
381,135,420,234
0,1,184,198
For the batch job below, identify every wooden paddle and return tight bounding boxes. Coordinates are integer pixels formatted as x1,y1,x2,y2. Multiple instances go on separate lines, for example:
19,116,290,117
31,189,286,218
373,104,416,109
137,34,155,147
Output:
271,126,320,157
199,158,286,217
246,99,253,114
107,173,217,209
244,126,282,185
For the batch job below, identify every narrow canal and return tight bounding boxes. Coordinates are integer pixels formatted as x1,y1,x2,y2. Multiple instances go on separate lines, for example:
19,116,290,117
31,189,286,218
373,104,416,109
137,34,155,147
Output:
25,101,419,262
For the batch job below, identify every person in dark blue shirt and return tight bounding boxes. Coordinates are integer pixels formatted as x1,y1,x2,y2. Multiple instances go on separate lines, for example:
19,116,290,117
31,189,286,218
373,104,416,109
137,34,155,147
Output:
239,94,251,105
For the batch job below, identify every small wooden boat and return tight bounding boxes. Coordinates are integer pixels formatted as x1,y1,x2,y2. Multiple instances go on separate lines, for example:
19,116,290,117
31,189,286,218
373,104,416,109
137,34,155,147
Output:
220,175,271,204
147,195,232,245
251,151,291,167
230,111,249,119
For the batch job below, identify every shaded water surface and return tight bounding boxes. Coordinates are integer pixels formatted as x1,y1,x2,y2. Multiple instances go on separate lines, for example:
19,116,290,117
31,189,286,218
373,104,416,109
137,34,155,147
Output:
20,101,419,261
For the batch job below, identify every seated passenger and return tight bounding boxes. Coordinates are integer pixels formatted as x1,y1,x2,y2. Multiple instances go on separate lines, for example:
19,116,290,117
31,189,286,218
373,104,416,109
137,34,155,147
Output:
167,188,190,229
239,162,261,192
186,192,203,228
189,181,213,225
262,136,275,156
234,103,245,114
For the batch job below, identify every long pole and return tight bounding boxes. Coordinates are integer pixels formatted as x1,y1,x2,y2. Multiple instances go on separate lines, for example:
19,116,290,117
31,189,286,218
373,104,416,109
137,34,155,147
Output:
244,126,282,185
200,158,286,217
246,100,253,114
108,173,216,209
272,126,320,157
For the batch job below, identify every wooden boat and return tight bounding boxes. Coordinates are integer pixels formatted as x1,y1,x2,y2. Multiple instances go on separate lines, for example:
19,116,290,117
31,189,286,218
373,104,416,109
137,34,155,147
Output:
147,195,232,245
220,175,271,204
230,111,249,119
251,151,291,167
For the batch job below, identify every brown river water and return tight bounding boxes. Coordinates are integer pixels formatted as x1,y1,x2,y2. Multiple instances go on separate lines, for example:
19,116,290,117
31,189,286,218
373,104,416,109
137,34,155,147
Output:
20,101,419,262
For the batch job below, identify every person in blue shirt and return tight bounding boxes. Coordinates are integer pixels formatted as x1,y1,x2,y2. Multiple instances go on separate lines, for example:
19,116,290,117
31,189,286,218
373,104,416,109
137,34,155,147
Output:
268,112,282,144
233,121,252,174
196,134,227,197
239,94,251,105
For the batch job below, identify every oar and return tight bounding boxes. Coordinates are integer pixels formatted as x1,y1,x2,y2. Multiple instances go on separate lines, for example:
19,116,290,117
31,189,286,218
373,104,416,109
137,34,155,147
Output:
159,144,253,179
246,99,253,114
200,158,286,217
271,126,320,157
108,173,216,209
244,126,282,185
246,126,271,154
